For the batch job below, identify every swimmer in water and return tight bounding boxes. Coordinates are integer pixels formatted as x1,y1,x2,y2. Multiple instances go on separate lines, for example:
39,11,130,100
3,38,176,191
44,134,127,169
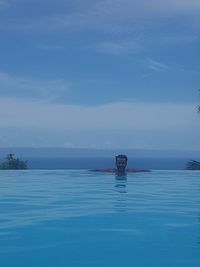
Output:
91,154,150,175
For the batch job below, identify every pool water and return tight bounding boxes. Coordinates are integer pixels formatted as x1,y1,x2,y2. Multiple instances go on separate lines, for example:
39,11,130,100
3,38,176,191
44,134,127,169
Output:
0,170,200,267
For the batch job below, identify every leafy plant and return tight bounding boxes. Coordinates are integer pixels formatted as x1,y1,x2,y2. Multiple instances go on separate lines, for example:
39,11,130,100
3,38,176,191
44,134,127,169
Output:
186,160,200,170
0,154,28,170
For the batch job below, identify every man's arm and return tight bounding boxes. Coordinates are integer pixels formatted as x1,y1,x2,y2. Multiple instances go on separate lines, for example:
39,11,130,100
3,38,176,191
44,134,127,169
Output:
126,168,150,172
90,168,116,173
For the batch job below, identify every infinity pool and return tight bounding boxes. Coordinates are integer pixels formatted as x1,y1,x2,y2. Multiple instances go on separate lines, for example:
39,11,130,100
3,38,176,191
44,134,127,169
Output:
0,170,199,266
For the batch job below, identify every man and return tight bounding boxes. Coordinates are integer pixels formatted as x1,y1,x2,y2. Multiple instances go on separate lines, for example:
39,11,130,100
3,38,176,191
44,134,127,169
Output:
91,154,149,175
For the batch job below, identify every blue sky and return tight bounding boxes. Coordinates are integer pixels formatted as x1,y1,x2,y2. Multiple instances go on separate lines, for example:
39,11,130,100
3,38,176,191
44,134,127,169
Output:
0,0,200,150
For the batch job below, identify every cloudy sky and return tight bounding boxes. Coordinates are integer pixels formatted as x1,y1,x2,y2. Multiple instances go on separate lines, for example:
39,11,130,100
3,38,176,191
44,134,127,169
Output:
0,0,199,150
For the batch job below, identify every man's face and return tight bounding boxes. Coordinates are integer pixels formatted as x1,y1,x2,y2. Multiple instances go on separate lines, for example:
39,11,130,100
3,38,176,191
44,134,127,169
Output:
116,157,127,170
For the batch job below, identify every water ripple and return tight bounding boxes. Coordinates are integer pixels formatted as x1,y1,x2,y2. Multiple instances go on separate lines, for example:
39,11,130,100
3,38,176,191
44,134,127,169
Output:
0,170,199,230
0,170,200,266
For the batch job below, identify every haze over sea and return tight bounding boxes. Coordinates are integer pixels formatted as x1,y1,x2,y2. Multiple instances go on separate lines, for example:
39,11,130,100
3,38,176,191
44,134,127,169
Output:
0,147,200,170
21,157,191,170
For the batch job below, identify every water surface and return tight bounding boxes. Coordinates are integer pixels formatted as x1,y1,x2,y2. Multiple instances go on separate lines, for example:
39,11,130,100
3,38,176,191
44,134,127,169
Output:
0,170,200,266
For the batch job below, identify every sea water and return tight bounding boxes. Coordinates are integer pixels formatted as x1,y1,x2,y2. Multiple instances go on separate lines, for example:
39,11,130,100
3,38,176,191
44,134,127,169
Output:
26,157,188,170
0,170,199,267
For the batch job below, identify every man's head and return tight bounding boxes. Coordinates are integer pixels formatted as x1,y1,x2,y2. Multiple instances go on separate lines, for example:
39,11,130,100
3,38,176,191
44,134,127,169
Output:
115,154,128,173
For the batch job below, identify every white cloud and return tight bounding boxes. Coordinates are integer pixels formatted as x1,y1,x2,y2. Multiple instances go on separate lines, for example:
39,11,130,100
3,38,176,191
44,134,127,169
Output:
95,40,141,55
145,59,168,72
99,0,200,17
3,0,200,33
1,0,199,57
0,72,70,103
0,97,198,130
0,0,9,9
36,44,64,50
0,97,199,149
160,0,200,13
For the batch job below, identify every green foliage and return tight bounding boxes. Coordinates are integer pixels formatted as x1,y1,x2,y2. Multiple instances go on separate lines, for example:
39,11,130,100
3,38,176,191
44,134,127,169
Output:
186,160,200,170
0,154,28,170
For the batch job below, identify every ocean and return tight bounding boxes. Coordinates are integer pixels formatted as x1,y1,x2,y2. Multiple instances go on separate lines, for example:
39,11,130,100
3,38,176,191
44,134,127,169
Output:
25,157,189,170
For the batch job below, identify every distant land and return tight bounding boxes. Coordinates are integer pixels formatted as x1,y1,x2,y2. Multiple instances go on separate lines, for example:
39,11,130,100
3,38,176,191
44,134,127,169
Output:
0,147,200,159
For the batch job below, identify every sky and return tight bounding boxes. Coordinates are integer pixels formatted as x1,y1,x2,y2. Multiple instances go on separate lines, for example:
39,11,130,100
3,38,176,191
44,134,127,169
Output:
0,0,200,150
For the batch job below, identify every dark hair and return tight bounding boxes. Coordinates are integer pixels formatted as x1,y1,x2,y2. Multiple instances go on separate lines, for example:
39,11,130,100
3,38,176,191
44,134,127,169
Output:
115,154,128,162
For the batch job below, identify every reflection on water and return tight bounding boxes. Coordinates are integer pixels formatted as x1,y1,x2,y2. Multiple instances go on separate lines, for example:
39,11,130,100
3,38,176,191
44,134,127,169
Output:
0,170,199,229
115,174,127,193
115,173,127,180
114,175,127,212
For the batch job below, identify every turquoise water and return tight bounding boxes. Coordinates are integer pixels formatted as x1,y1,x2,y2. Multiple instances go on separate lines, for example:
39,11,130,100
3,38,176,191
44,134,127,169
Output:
0,170,200,267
